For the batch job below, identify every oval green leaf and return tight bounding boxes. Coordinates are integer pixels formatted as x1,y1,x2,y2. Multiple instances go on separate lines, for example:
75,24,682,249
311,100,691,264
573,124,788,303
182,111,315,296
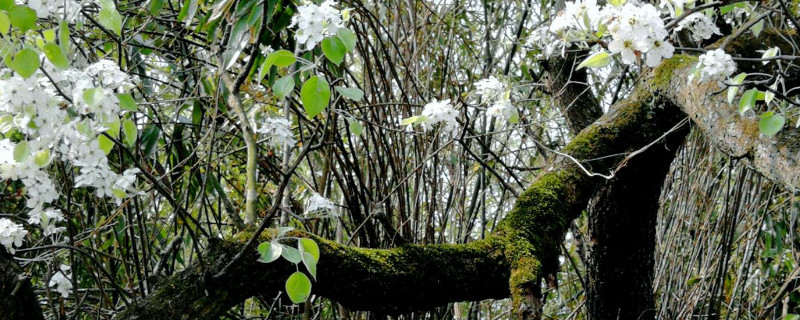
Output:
759,111,785,137
272,75,295,99
321,36,346,65
11,48,40,78
300,76,330,118
285,272,312,304
298,238,320,262
576,51,610,70
43,43,69,69
335,86,364,101
9,5,36,32
257,241,282,263
336,28,357,51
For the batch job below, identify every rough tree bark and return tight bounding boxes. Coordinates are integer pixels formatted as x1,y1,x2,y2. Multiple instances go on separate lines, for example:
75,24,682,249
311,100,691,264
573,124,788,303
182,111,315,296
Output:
585,133,687,319
0,249,45,320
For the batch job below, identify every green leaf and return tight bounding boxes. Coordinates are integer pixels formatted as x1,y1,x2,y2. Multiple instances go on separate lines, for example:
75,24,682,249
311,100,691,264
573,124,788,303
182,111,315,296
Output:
281,246,302,264
265,50,295,69
9,5,36,32
99,2,123,35
401,116,420,125
727,73,747,105
83,88,106,107
738,88,757,114
106,117,120,139
98,135,114,155
43,28,56,42
786,314,800,320
148,0,165,15
285,272,312,304
43,43,69,69
123,119,137,147
298,238,320,262
335,86,364,101
13,141,29,162
0,0,12,11
300,76,331,118
272,75,295,99
348,118,363,136
759,111,785,137
257,242,282,263
11,48,40,78
0,11,10,35
752,19,764,38
761,47,779,64
33,149,50,167
302,251,317,279
321,36,347,65
59,21,69,53
336,28,357,51
576,51,610,70
117,93,137,111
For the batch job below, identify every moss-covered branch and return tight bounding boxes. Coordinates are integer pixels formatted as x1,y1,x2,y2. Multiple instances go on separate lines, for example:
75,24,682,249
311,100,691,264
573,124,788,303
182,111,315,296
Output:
662,30,800,190
115,58,690,319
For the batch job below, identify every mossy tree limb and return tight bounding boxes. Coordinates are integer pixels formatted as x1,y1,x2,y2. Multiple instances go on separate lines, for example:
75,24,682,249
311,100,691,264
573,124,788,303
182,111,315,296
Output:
114,63,688,319
111,28,799,320
662,30,800,191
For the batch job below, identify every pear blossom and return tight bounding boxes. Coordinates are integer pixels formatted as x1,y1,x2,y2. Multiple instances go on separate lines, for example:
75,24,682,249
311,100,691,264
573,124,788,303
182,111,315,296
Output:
255,117,296,148
474,77,505,101
289,0,345,50
689,49,736,85
49,264,72,298
676,13,721,42
0,218,27,254
486,99,518,123
306,193,336,214
418,99,459,132
645,37,675,67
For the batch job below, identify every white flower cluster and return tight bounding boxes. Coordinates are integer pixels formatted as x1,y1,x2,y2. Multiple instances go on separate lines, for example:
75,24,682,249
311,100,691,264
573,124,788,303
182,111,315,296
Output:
474,77,518,123
0,218,27,253
689,49,736,85
305,192,336,215
549,0,675,67
27,208,66,236
255,117,296,148
418,99,459,132
605,3,674,66
0,59,142,251
289,0,345,50
676,13,721,42
49,264,72,298
22,0,81,20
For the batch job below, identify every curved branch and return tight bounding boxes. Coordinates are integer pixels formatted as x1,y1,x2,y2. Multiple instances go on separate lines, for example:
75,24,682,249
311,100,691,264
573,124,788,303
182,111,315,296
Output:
113,28,800,320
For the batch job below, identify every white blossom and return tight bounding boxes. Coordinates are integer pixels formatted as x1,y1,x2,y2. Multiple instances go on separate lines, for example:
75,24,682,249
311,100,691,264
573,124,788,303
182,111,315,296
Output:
417,99,459,132
689,49,736,85
473,77,505,101
676,13,721,42
486,99,518,123
255,117,296,148
0,218,27,254
289,0,345,50
306,193,336,214
49,264,72,298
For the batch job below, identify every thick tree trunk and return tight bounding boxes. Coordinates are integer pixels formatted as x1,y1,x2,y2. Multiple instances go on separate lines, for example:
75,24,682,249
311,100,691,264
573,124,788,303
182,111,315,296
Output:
585,130,687,320
0,249,44,320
